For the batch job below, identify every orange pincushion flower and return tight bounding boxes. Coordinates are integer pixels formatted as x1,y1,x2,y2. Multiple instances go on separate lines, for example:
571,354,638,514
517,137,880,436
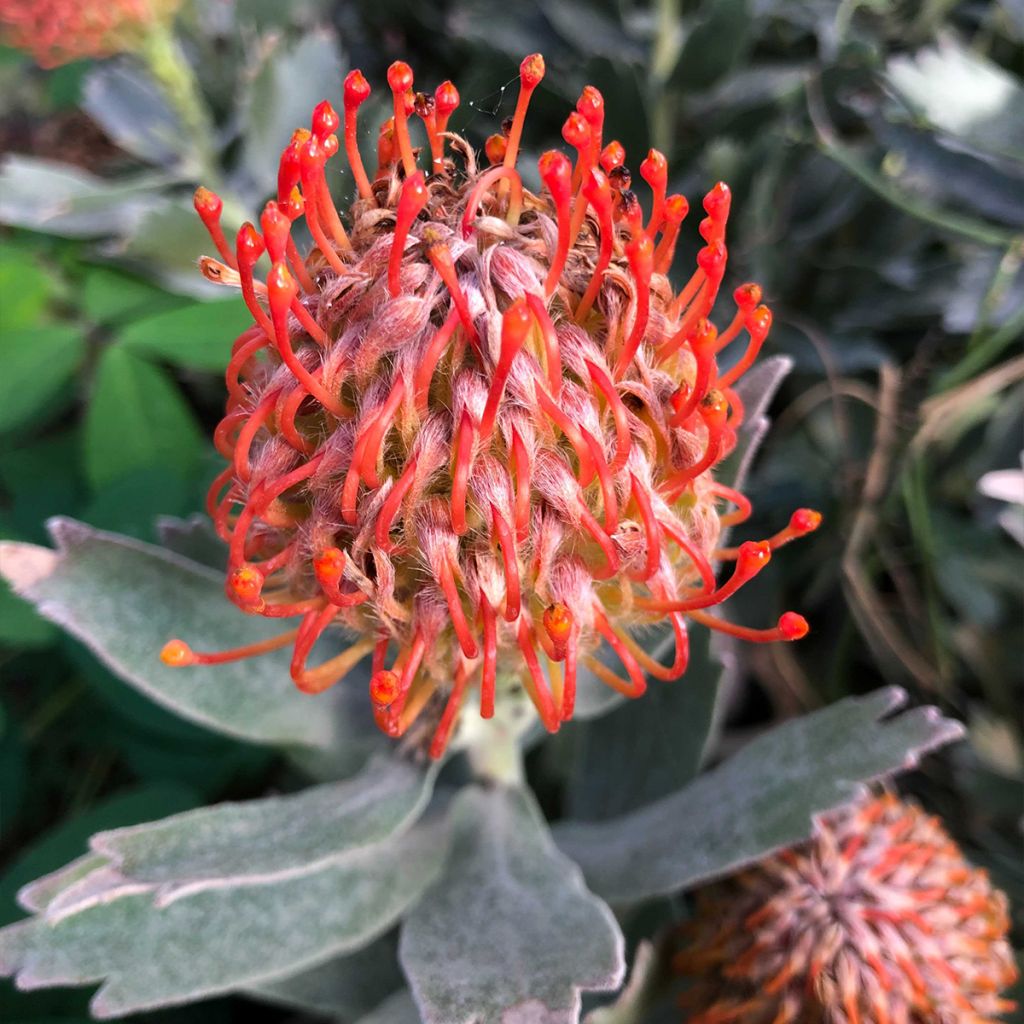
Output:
674,793,1019,1024
164,55,821,758
0,0,180,68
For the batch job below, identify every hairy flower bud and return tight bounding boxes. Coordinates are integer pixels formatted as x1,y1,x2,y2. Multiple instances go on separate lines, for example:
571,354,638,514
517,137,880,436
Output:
166,55,818,758
674,794,1019,1023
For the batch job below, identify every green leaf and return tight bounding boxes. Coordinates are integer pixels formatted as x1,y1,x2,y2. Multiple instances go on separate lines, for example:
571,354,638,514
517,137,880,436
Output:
0,158,169,238
116,299,252,372
0,786,199,928
0,254,54,330
85,755,436,894
886,39,1024,160
83,346,203,489
0,816,447,1017
237,30,347,203
81,64,186,168
0,519,375,757
566,628,722,821
247,935,403,1018
672,0,752,90
400,786,624,1024
155,514,226,571
0,326,85,435
555,688,965,904
81,266,189,328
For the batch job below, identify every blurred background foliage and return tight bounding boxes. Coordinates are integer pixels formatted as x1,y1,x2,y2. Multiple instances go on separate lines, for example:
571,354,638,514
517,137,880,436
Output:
0,0,1021,1020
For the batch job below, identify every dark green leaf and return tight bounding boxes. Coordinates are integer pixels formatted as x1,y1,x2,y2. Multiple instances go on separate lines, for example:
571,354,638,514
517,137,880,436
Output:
83,347,204,488
0,325,85,434
116,299,251,371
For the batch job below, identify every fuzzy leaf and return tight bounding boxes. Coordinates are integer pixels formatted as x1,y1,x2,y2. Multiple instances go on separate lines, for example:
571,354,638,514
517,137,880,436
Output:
555,687,965,904
81,63,187,168
400,786,624,1024
565,629,722,821
0,519,373,755
247,935,403,1018
83,755,436,897
236,31,347,202
0,157,167,238
0,818,447,1018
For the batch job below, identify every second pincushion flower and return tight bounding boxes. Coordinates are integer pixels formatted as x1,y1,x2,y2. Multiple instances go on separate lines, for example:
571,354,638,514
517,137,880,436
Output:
163,54,821,758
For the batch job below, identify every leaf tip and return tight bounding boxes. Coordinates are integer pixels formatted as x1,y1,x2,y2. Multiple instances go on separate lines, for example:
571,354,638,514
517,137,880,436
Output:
0,541,58,593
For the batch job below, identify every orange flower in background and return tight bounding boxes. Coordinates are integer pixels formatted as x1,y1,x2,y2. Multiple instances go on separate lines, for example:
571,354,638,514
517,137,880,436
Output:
0,0,179,67
163,54,821,758
674,793,1019,1023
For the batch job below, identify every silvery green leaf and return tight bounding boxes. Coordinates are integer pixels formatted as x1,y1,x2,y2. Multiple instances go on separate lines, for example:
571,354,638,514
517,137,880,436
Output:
83,755,436,898
886,39,1024,160
400,786,624,1024
566,629,722,821
355,989,422,1024
0,818,447,1018
247,935,403,1018
715,354,792,494
104,199,228,299
0,158,169,238
82,63,187,168
155,514,227,571
0,519,374,757
556,687,965,904
236,30,347,204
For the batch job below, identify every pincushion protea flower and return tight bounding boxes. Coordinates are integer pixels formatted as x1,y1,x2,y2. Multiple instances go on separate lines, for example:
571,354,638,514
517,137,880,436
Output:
162,54,821,758
0,0,179,68
674,793,1019,1024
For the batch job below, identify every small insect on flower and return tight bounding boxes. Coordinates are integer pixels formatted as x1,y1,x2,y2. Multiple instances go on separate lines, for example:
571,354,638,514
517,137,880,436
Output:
674,793,1019,1024
0,0,180,67
163,54,822,758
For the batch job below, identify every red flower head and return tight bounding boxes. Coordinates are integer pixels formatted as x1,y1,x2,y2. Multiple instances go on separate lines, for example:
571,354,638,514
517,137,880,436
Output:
0,0,179,68
674,793,1019,1023
163,55,821,758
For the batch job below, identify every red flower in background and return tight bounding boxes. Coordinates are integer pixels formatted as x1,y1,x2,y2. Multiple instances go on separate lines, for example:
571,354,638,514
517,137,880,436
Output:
674,793,1019,1023
163,54,820,757
0,0,179,67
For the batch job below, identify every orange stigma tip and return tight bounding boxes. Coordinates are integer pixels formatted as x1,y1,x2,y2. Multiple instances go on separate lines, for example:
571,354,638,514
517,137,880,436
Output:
193,186,222,221
313,547,346,581
704,181,731,219
733,282,762,309
267,262,298,308
370,669,401,707
697,240,727,279
576,86,604,126
737,540,772,576
779,612,810,640
700,388,729,426
562,112,590,150
600,140,625,172
485,133,507,165
640,148,667,184
519,53,545,89
344,69,370,107
791,508,823,534
435,80,460,116
229,565,265,604
543,603,573,642
747,304,773,339
311,100,340,141
664,194,689,223
161,640,195,667
236,222,264,265
386,61,413,94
